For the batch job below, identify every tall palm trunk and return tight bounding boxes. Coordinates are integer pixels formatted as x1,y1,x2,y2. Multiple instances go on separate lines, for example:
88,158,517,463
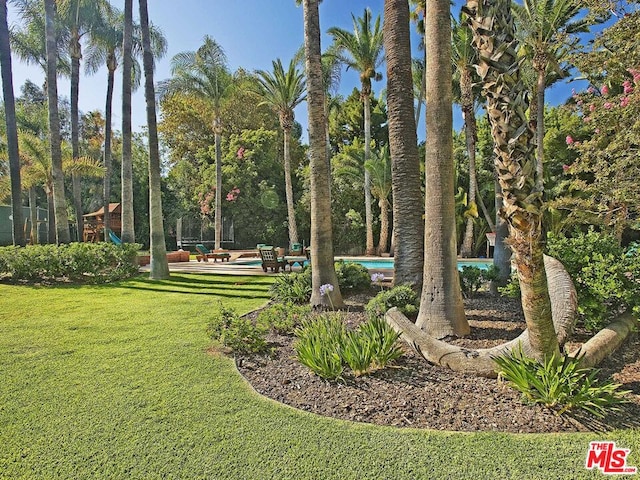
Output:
460,69,478,257
70,30,82,241
377,197,389,254
383,0,424,289
363,93,375,255
465,0,558,360
29,187,38,243
303,0,344,309
490,177,511,293
0,0,25,246
120,0,135,243
103,52,115,240
213,118,222,250
139,0,169,280
534,59,546,192
44,0,70,244
417,0,469,338
282,124,299,246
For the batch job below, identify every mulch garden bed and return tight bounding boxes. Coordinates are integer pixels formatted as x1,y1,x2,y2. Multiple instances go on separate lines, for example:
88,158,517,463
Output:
236,291,640,433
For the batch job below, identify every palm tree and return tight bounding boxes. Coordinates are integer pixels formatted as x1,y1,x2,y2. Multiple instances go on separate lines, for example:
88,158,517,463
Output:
254,58,306,247
365,148,392,255
138,0,169,280
328,8,384,256
44,0,70,244
464,0,559,360
512,0,590,192
416,0,469,338
158,36,233,250
85,6,167,241
301,0,344,309
0,0,25,246
120,0,134,243
383,0,424,289
452,14,480,258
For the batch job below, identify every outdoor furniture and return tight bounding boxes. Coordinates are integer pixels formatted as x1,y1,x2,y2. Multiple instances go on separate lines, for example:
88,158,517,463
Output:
289,243,304,255
258,246,286,273
284,245,310,271
195,244,231,262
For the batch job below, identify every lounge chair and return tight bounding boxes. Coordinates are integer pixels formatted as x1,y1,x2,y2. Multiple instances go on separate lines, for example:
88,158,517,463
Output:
195,244,231,262
258,246,287,273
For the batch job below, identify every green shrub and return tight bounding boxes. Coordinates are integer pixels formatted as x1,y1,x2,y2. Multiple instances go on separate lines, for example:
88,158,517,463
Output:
0,243,140,283
269,269,312,304
294,313,346,380
546,229,640,331
359,316,403,369
365,285,419,320
341,330,374,376
207,305,269,354
459,266,483,297
256,302,312,334
334,261,371,291
494,347,630,418
498,272,521,299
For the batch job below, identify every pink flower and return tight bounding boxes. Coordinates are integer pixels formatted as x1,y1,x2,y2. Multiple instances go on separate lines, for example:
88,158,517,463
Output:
603,102,612,109
237,147,245,159
587,86,596,94
601,85,609,95
589,104,596,112
566,135,574,145
584,116,591,123
623,80,633,94
620,96,630,107
595,128,601,134
562,164,571,172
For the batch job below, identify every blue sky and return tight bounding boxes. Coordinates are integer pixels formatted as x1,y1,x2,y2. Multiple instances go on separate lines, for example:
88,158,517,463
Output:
5,0,580,143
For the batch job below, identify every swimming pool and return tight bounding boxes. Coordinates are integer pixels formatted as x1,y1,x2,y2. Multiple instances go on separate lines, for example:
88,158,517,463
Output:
241,258,492,270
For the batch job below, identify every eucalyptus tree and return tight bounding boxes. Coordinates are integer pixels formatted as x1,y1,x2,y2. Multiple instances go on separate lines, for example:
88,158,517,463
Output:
300,0,344,309
44,0,69,243
0,0,25,246
139,0,169,279
417,0,469,338
85,6,167,240
383,0,424,288
512,0,590,192
253,58,306,247
158,36,234,250
328,8,384,256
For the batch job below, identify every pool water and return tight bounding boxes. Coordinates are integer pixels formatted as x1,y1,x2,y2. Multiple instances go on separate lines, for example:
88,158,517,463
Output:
242,258,492,270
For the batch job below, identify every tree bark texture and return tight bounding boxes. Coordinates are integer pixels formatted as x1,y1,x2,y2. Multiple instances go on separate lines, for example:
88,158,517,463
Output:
535,64,546,193
214,124,222,251
363,94,375,255
303,0,344,309
460,68,478,258
121,0,135,243
103,62,115,240
418,0,469,338
384,0,424,289
0,0,25,246
44,0,70,244
283,126,299,246
139,0,169,280
70,37,82,241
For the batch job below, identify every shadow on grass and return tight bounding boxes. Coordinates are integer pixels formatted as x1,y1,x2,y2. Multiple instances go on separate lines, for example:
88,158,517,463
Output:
120,284,271,299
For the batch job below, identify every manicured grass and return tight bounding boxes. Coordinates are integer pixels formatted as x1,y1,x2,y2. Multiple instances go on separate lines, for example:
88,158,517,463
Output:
0,273,638,479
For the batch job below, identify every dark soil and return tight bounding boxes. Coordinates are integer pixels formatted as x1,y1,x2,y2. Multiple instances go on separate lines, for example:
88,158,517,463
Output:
236,291,640,433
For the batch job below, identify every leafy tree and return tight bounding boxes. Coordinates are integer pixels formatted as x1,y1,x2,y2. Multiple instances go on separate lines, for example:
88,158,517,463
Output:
253,58,306,246
328,8,384,255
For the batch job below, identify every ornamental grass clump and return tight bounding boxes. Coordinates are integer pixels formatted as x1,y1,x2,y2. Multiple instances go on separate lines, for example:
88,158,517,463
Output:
294,313,346,380
494,346,630,418
256,302,312,334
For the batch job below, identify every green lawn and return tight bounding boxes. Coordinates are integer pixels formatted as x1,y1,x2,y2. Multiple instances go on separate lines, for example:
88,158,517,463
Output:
0,273,637,479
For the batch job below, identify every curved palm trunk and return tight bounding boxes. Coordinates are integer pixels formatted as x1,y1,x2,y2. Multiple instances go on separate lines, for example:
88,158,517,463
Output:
120,0,135,243
213,120,222,251
283,126,299,246
460,69,478,258
139,0,169,280
103,58,115,240
70,32,82,242
535,66,546,192
303,0,344,309
465,0,558,360
417,0,468,338
384,0,424,289
44,0,70,245
363,94,375,255
0,0,25,246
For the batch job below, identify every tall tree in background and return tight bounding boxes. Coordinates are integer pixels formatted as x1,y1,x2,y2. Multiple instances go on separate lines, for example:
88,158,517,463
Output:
302,0,344,309
44,0,70,244
383,0,424,289
254,58,306,247
328,8,384,255
0,0,25,246
512,0,590,192
138,0,169,279
158,36,233,250
417,0,469,338
365,147,392,254
465,0,559,360
120,0,135,243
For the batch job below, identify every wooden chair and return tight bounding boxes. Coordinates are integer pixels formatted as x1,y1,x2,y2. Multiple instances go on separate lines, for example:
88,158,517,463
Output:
195,244,231,262
258,246,286,273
